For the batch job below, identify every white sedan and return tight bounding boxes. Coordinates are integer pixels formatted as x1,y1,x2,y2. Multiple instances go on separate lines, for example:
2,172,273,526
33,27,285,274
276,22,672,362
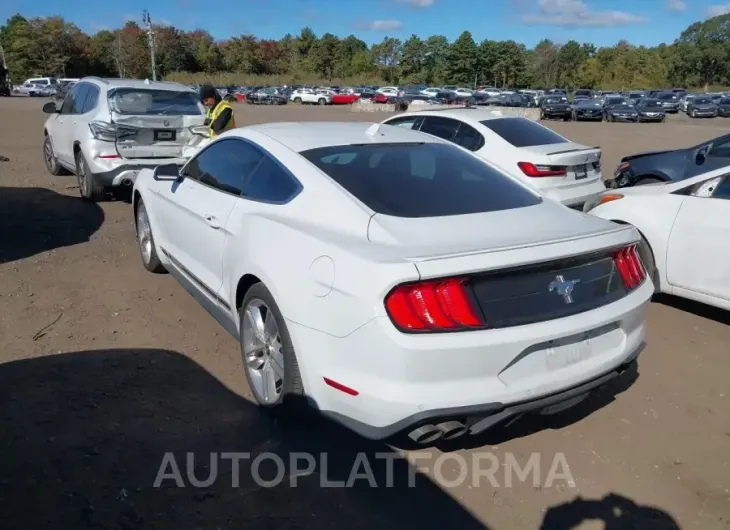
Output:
381,108,606,208
585,169,730,311
132,121,651,444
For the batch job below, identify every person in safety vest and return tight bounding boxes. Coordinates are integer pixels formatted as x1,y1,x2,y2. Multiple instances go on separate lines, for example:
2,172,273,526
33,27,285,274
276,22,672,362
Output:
200,84,236,138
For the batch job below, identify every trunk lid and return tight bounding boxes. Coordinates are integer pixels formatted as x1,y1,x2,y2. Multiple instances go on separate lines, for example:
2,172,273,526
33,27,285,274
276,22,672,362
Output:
111,113,206,159
368,202,640,328
520,142,602,184
367,200,639,278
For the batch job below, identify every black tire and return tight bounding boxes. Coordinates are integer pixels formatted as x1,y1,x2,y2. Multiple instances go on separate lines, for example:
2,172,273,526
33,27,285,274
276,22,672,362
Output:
43,135,67,176
294,97,302,104
239,283,303,409
635,177,663,186
75,150,105,201
135,199,166,274
318,98,326,105
563,114,571,122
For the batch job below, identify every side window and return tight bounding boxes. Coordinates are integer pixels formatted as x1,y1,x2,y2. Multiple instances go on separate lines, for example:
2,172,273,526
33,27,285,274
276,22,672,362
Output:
384,116,422,130
186,139,263,196
60,83,83,114
712,177,730,200
71,83,90,114
453,123,485,151
707,139,730,159
81,85,100,114
242,156,301,202
420,117,459,142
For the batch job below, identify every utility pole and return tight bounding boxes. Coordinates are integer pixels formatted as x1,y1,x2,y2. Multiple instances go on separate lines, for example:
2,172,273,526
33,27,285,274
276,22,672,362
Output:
142,10,157,81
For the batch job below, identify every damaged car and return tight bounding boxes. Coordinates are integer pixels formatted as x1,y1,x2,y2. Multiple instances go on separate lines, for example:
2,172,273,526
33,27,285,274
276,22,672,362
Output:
42,77,208,201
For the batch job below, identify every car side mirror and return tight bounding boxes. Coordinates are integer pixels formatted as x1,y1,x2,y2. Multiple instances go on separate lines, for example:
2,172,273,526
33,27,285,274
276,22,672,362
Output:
696,146,710,164
42,102,58,114
153,163,182,181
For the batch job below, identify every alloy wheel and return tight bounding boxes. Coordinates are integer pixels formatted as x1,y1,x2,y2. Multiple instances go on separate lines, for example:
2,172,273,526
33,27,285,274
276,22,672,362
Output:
242,299,284,404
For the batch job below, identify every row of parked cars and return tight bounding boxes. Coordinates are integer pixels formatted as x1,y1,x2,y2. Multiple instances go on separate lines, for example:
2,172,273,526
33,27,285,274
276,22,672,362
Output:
39,76,728,447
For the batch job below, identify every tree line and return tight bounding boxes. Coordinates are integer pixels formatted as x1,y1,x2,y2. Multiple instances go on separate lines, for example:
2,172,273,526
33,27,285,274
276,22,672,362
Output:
1,12,730,90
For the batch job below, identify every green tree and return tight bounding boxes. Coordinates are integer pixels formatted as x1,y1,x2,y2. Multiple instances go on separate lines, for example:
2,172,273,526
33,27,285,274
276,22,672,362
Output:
445,31,477,86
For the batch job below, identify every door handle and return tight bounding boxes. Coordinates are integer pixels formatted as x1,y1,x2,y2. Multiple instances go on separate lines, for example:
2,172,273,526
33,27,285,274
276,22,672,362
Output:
203,214,220,229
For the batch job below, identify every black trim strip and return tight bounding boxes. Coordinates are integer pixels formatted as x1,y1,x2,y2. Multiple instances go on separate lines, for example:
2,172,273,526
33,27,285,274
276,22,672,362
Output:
160,247,231,311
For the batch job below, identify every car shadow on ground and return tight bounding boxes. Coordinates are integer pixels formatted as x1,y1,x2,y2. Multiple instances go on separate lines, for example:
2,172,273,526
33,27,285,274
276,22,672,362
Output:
431,361,639,453
653,293,730,326
0,186,104,264
0,348,489,530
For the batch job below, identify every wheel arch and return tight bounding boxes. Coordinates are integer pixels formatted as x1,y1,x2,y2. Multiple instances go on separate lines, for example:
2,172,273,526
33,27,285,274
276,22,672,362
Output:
236,273,264,311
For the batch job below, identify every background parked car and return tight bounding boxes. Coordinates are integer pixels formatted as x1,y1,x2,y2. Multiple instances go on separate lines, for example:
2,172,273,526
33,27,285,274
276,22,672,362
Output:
572,99,603,121
635,98,666,122
605,103,639,123
609,132,730,188
686,95,718,118
656,91,680,113
717,97,730,117
539,96,571,120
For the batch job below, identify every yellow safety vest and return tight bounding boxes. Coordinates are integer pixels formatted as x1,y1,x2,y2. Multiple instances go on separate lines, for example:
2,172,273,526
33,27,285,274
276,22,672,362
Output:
208,100,236,138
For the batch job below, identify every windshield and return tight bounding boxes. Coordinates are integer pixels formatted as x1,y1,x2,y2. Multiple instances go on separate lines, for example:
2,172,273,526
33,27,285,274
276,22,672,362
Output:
107,88,204,116
577,100,600,107
720,98,730,105
574,90,591,96
658,93,676,100
480,117,567,147
694,98,712,105
300,143,541,218
642,100,662,108
606,97,625,105
545,97,566,104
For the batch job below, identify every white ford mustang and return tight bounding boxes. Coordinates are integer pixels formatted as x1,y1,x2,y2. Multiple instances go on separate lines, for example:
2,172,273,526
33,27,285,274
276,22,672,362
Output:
585,168,730,311
132,121,652,444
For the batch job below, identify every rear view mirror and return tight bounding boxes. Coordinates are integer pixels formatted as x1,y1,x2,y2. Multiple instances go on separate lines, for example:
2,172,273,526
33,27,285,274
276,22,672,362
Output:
696,145,710,164
42,102,58,114
153,163,182,181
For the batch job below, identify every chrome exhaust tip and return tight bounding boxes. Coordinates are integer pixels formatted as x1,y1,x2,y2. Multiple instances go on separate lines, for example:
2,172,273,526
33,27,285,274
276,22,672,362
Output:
436,421,468,440
407,424,443,444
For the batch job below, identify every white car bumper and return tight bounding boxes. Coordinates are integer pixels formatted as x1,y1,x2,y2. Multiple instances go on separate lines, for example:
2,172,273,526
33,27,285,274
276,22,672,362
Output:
288,280,652,441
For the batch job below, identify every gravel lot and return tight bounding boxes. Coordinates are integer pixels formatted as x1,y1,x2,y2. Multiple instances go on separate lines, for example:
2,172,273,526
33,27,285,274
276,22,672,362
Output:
1,97,729,530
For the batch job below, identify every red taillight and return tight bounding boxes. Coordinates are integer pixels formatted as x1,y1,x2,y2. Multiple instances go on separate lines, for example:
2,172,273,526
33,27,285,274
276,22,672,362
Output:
613,245,645,290
518,162,568,177
385,278,484,332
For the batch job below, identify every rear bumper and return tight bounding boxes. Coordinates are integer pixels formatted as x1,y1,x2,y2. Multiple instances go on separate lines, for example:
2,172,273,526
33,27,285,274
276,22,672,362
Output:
549,177,606,207
93,161,186,187
324,342,642,441
290,279,652,441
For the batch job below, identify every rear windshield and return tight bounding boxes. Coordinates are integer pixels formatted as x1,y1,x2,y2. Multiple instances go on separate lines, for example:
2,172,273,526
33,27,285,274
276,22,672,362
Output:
300,143,541,218
480,117,567,148
108,88,204,116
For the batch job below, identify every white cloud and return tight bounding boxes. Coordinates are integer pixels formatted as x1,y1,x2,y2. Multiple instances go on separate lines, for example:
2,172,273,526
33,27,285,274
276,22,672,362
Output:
666,0,686,11
394,0,434,7
708,3,730,16
356,19,403,31
521,0,648,27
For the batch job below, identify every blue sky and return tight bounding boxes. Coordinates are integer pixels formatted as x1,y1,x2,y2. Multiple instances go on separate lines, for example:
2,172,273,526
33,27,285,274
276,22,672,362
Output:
2,0,729,47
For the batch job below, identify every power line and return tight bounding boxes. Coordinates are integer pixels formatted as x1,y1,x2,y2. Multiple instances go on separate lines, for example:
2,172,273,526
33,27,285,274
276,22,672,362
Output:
142,10,157,81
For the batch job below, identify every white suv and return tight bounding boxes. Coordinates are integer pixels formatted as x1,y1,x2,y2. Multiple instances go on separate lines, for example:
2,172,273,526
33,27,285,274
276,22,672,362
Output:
289,88,331,105
42,77,207,201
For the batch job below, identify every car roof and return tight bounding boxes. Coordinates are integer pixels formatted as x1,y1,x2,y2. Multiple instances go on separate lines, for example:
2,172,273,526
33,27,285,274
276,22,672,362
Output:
238,121,449,152
396,108,521,125
81,77,194,92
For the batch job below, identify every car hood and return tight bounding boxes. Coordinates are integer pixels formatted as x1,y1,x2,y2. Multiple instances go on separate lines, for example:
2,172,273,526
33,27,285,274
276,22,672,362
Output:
620,148,683,163
544,103,570,108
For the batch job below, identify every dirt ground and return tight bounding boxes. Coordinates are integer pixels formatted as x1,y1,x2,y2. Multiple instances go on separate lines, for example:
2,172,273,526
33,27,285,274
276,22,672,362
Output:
0,97,729,530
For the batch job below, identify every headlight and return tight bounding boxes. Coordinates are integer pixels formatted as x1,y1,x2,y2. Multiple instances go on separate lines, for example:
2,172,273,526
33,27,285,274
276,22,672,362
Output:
584,193,624,212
